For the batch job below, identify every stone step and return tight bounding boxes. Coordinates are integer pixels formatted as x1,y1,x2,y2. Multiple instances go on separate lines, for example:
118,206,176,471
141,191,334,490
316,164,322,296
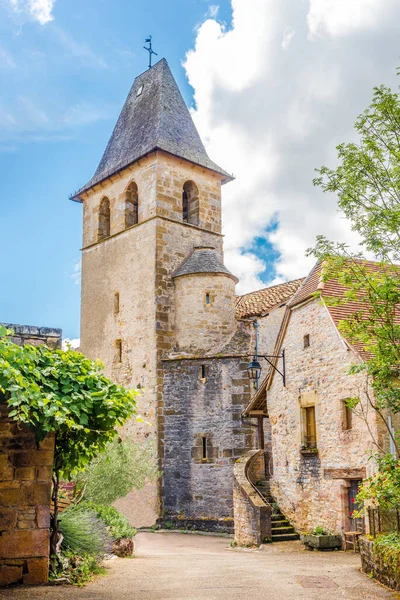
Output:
271,526,296,535
271,533,300,542
271,517,288,524
271,514,286,521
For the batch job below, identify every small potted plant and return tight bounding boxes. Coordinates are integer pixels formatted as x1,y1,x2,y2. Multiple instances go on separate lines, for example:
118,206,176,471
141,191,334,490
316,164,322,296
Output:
301,526,342,550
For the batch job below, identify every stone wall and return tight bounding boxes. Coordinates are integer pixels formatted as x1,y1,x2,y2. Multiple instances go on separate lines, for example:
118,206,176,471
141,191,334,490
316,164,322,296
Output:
267,299,380,535
0,323,60,586
79,150,228,526
2,324,62,350
360,537,400,591
233,450,271,546
174,272,237,353
162,356,254,527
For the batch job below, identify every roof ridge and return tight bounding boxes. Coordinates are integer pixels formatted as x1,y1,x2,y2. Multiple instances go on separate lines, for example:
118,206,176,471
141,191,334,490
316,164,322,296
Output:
238,277,305,301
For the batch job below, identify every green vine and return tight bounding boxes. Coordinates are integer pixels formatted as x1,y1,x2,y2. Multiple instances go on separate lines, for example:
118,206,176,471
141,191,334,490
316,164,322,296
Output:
0,325,138,554
374,533,400,573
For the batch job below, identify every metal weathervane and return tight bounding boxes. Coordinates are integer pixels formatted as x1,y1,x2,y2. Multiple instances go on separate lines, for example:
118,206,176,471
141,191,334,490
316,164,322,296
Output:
144,36,158,69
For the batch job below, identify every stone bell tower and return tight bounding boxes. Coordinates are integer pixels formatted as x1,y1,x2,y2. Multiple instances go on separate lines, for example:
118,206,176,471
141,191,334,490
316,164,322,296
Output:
71,58,233,526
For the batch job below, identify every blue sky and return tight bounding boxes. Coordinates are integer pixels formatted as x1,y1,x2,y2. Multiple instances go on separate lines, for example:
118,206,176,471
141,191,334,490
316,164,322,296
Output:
0,0,233,340
2,0,400,342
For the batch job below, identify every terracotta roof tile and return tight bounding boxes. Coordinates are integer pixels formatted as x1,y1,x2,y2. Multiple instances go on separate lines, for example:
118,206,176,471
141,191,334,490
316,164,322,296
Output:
236,278,305,319
288,260,400,360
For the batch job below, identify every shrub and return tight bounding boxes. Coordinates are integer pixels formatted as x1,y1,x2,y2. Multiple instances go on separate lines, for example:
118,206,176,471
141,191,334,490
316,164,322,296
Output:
50,552,106,586
374,532,400,572
74,437,159,505
313,526,326,536
76,502,136,541
59,508,113,557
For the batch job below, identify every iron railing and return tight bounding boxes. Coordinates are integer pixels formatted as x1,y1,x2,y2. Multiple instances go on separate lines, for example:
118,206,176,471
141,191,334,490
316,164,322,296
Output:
367,507,400,538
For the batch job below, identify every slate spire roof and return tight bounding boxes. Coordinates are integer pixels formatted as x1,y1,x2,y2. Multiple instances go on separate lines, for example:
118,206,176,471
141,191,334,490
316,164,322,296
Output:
173,247,238,283
72,59,232,199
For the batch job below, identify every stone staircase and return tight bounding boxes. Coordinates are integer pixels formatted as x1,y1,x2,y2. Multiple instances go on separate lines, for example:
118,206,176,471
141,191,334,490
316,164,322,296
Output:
255,479,300,543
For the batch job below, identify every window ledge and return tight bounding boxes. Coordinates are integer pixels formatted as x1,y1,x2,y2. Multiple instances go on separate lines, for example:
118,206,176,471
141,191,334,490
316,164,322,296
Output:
300,447,319,456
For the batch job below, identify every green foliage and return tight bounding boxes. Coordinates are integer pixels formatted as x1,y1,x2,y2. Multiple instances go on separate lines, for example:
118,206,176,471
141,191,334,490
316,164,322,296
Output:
59,508,113,557
308,254,400,421
49,552,106,586
357,455,400,509
312,526,326,536
310,76,400,511
309,77,400,462
75,437,159,505
0,325,138,479
312,84,400,262
374,532,400,572
74,502,136,541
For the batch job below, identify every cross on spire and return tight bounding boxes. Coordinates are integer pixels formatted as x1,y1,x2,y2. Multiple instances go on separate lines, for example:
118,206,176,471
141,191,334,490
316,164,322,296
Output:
143,36,158,69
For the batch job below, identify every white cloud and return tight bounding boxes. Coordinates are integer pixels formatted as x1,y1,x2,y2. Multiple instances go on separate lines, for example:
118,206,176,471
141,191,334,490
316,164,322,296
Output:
62,338,80,350
70,259,81,285
184,0,400,293
0,45,16,68
281,26,295,50
55,27,108,69
207,5,219,18
7,0,55,24
307,0,391,38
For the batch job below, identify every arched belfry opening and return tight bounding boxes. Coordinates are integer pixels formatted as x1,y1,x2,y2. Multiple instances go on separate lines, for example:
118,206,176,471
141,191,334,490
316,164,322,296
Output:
125,181,139,228
98,197,111,241
182,181,199,226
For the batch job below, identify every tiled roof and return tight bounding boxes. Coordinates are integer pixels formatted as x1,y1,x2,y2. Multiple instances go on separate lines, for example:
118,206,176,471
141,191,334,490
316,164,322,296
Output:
173,247,238,282
71,59,232,199
236,278,305,319
288,260,400,360
243,259,400,416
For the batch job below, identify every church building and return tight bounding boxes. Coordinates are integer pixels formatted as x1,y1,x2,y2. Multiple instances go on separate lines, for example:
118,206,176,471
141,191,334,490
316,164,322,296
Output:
71,57,303,530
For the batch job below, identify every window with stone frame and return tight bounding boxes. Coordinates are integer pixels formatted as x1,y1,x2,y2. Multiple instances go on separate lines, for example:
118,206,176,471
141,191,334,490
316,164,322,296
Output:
182,180,200,225
302,405,317,449
98,197,111,241
341,399,353,431
114,292,120,315
115,339,122,363
191,433,217,463
125,181,139,228
198,364,208,382
303,334,310,348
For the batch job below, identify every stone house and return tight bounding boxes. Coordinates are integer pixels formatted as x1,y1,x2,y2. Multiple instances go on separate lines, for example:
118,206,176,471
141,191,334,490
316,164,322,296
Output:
243,261,400,538
70,56,304,529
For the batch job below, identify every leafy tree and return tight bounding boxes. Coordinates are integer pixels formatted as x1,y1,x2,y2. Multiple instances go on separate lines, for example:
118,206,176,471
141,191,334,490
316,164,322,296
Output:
309,77,400,505
74,437,159,505
0,325,137,553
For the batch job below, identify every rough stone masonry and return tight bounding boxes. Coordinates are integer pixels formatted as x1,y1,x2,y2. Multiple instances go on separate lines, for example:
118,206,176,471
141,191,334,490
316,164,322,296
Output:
0,324,61,586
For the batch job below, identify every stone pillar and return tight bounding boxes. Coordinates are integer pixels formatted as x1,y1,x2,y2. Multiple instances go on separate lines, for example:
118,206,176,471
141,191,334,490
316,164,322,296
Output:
0,405,54,586
0,323,60,586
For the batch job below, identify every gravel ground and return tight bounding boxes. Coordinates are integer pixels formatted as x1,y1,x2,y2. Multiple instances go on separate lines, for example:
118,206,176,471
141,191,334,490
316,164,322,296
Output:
1,532,397,600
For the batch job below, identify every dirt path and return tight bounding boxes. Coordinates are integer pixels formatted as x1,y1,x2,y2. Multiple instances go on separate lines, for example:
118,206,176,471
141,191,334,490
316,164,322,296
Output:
1,532,396,600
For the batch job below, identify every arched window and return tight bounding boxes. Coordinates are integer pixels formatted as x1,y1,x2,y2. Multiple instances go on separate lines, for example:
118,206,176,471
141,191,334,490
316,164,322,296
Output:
182,181,199,225
98,197,110,241
125,181,139,228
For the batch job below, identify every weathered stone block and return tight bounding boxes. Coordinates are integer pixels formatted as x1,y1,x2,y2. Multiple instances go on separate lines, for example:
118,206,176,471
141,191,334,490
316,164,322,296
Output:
0,508,17,530
36,505,50,529
0,529,49,559
0,464,14,481
10,450,54,468
0,565,23,586
15,467,35,480
23,557,49,585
